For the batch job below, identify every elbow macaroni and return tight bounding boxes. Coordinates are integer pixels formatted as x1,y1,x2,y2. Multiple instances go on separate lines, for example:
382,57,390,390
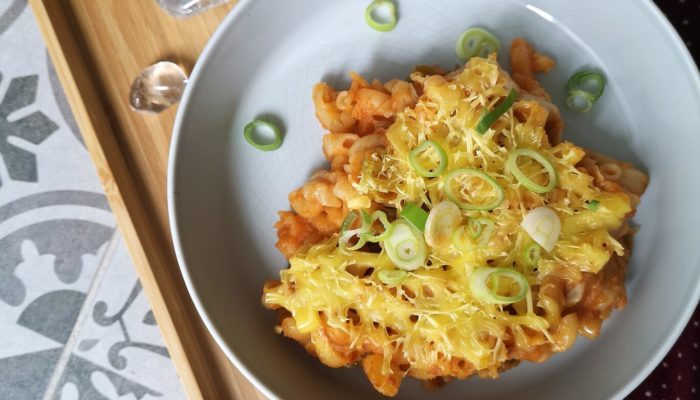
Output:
265,38,648,397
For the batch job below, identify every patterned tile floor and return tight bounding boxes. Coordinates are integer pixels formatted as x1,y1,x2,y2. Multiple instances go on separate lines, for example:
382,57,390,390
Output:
0,1,184,398
0,0,697,399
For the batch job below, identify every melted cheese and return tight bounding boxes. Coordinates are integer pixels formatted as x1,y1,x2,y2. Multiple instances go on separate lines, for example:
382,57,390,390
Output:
264,56,632,374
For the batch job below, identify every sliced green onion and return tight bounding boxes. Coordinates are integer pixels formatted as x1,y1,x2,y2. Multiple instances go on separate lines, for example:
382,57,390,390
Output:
243,119,283,151
475,89,517,134
455,27,501,61
339,229,366,251
365,0,397,32
585,200,600,211
565,91,595,113
523,243,541,266
469,267,529,305
424,201,461,250
400,203,429,233
521,207,561,252
467,219,482,238
364,210,393,242
408,140,448,178
565,71,605,113
384,220,427,271
506,148,558,193
340,210,370,235
453,218,494,250
472,218,495,247
451,226,473,252
444,168,505,211
339,210,371,251
396,239,419,260
377,269,407,286
567,71,605,100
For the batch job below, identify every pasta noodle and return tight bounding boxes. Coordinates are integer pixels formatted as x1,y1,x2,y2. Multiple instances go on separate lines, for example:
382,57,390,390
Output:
264,38,647,397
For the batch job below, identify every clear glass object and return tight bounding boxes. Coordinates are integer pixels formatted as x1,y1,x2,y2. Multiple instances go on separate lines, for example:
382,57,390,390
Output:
129,61,188,114
157,0,231,18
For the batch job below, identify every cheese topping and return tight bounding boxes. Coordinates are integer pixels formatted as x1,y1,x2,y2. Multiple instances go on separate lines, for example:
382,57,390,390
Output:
264,56,632,376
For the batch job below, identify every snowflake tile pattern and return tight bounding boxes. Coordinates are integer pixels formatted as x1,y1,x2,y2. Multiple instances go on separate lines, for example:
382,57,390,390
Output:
0,3,185,400
0,73,58,187
54,238,184,400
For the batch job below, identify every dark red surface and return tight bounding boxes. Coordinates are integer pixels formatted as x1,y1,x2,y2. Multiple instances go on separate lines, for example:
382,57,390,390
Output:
627,1,699,399
655,0,699,65
627,307,700,399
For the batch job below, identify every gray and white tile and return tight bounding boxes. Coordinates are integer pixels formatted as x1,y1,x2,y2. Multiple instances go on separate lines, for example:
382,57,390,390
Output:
52,237,185,400
0,3,113,398
0,233,111,399
0,1,184,399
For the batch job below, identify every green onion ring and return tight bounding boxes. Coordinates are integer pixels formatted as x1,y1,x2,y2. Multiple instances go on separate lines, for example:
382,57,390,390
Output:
365,0,397,32
339,229,367,251
474,218,495,247
340,210,371,236
467,218,483,238
400,203,429,232
585,199,600,211
475,88,517,134
506,148,558,193
364,211,393,243
408,140,448,178
339,210,371,251
455,27,501,61
377,269,408,286
395,239,419,261
565,91,595,113
567,71,605,100
384,220,427,271
444,168,505,211
469,267,529,305
452,219,494,250
523,243,541,266
243,119,283,151
451,226,472,252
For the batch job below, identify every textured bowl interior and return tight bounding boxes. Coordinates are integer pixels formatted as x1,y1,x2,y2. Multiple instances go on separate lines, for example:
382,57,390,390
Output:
168,1,700,399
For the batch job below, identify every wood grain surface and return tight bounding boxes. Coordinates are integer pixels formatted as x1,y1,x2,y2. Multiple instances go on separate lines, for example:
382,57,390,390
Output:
29,1,267,399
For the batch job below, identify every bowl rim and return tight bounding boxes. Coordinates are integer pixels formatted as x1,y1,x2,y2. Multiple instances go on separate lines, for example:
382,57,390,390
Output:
167,1,280,398
167,1,700,399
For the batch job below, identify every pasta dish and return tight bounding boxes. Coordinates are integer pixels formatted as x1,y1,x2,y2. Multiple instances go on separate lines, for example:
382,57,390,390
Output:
261,38,648,396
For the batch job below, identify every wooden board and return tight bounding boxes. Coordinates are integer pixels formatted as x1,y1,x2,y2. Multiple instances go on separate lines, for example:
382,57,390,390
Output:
29,1,267,399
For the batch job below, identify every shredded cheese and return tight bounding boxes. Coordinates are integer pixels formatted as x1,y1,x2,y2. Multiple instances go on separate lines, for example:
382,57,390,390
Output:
264,56,632,375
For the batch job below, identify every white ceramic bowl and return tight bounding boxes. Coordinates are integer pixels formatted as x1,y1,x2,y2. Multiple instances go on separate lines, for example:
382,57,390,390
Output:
168,1,700,399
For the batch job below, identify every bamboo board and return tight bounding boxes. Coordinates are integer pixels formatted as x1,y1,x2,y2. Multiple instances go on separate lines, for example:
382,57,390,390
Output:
29,1,266,399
